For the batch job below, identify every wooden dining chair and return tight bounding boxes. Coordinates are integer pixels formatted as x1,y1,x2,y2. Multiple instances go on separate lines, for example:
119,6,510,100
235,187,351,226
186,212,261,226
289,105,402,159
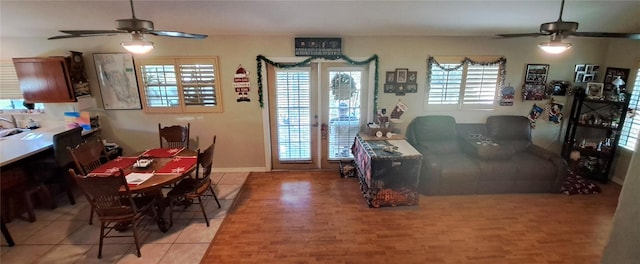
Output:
68,138,111,225
167,136,221,227
158,123,190,149
69,168,158,259
1,217,15,247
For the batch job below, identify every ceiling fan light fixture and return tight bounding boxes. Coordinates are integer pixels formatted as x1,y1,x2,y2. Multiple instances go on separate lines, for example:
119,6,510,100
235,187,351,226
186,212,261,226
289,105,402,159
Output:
538,41,572,54
121,33,154,54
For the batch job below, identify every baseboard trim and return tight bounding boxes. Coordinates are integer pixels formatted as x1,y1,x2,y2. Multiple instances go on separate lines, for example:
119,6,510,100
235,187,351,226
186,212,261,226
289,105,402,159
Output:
611,176,625,185
213,167,268,173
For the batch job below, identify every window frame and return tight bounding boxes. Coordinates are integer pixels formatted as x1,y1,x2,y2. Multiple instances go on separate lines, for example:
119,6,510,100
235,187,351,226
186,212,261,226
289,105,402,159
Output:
425,56,506,110
135,57,223,113
618,65,640,151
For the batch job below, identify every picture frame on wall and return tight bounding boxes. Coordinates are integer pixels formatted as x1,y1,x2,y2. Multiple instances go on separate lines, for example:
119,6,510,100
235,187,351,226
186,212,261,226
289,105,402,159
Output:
575,72,585,83
385,71,396,83
384,84,396,93
407,71,417,83
395,68,408,83
603,67,630,92
574,64,586,72
582,74,595,82
93,53,142,110
549,80,570,96
406,84,418,93
586,82,604,99
524,64,549,84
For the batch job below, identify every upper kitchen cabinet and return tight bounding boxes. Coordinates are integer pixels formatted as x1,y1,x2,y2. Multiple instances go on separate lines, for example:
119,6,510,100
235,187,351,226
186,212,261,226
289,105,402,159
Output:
12,51,90,103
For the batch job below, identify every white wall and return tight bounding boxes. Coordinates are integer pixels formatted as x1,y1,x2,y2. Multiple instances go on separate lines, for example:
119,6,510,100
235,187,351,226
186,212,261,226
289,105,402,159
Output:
1,35,638,171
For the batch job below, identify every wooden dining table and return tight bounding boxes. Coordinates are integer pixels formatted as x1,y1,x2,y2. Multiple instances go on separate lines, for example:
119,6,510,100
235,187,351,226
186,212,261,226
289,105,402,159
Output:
88,147,197,232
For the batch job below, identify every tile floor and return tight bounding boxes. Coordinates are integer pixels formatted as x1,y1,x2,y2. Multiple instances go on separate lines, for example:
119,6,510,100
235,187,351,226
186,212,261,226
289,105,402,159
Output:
1,172,249,264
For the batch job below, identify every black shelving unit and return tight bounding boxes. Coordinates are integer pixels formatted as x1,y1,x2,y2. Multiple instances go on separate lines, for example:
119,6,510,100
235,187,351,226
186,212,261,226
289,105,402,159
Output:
561,90,630,182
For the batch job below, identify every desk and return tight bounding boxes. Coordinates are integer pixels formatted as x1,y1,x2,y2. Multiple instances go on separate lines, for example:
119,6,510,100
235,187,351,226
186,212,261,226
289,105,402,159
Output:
89,148,197,231
351,135,422,207
0,126,100,167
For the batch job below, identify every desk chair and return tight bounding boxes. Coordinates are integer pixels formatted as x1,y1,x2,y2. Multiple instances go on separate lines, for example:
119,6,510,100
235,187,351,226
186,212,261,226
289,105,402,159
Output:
68,138,110,224
70,169,158,258
49,126,84,205
167,136,221,227
158,123,190,149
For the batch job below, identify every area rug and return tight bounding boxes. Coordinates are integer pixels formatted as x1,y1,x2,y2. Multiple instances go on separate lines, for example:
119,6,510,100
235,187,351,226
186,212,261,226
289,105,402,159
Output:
561,169,601,195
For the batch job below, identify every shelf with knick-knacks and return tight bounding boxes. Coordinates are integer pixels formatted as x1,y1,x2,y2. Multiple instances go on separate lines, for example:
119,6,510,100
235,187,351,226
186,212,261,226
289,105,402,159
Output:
561,89,630,182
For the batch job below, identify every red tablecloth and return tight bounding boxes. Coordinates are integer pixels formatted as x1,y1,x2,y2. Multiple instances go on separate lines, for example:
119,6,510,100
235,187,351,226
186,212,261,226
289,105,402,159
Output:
90,157,138,174
140,148,185,158
156,156,197,174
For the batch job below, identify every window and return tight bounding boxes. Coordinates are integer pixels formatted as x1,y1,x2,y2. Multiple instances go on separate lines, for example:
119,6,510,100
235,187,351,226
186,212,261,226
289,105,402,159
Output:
135,57,223,113
619,67,640,151
426,56,506,109
0,61,44,112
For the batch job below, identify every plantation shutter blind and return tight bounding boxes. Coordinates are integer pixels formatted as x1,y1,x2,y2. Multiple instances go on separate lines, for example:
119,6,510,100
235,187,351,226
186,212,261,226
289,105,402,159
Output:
180,64,217,106
0,61,22,99
619,67,640,150
428,64,462,105
463,64,499,105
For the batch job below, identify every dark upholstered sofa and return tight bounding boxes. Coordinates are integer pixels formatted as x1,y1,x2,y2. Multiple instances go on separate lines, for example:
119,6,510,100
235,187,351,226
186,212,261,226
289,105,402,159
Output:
406,115,567,195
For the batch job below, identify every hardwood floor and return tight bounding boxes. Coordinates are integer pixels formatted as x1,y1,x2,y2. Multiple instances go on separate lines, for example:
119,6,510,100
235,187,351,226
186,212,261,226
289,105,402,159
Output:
203,171,621,264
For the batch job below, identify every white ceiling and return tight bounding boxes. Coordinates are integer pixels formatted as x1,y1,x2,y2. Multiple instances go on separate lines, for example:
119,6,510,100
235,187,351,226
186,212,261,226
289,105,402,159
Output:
1,0,639,40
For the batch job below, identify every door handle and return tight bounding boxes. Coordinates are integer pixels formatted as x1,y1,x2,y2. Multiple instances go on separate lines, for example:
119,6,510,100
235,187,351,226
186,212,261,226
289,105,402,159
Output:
312,122,319,127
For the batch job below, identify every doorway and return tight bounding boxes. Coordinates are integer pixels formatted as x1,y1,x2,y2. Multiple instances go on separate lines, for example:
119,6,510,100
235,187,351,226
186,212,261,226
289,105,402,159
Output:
267,62,368,170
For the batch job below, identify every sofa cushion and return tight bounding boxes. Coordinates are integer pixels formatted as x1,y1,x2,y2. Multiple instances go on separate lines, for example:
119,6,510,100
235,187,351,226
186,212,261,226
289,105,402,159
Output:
485,115,531,141
497,140,531,154
461,139,514,160
417,140,460,155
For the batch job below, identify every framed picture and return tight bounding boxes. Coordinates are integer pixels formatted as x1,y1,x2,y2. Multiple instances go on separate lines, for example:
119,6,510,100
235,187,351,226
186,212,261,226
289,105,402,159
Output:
574,64,585,72
395,83,407,95
395,68,408,83
585,65,594,73
575,71,585,83
407,71,417,83
582,74,595,82
586,82,604,98
93,53,142,110
603,67,630,92
549,80,570,96
384,84,396,93
522,83,549,100
385,71,396,83
524,64,549,84
406,84,418,93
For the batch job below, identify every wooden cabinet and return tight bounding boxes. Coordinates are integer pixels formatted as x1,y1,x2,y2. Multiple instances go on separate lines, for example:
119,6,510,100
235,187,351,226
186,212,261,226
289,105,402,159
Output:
12,56,82,103
561,90,630,182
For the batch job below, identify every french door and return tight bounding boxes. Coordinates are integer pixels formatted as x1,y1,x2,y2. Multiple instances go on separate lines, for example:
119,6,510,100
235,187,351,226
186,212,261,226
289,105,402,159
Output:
267,62,368,170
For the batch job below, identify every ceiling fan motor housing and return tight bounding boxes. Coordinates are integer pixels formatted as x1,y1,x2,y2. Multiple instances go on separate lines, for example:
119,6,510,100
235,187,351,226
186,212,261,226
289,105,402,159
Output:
116,18,154,32
540,21,579,34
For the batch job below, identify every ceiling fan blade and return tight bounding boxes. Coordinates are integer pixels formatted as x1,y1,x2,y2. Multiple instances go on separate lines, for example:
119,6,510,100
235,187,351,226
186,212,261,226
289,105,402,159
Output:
48,34,120,40
495,33,549,38
59,30,128,35
569,32,640,40
149,30,208,39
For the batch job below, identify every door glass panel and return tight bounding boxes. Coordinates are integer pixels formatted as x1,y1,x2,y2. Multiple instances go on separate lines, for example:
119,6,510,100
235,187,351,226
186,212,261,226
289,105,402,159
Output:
328,70,361,159
275,69,311,161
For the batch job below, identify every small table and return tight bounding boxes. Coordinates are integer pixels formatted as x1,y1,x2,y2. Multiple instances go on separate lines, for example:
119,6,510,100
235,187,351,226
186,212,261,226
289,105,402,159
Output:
351,135,422,207
90,148,197,231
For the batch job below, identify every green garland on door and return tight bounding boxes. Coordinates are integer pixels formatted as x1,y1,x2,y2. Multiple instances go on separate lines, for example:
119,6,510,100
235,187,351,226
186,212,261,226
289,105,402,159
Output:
256,54,379,114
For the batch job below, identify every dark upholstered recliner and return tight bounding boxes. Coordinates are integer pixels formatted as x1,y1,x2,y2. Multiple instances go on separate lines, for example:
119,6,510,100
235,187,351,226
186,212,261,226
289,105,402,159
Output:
406,115,567,195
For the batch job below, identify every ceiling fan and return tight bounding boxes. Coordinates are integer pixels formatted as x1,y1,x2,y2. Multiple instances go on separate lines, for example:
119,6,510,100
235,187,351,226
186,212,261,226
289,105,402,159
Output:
496,0,639,54
48,0,207,53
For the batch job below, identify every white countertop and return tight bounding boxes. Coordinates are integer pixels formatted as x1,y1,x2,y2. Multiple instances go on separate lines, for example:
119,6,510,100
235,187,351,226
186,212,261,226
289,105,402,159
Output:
0,126,99,167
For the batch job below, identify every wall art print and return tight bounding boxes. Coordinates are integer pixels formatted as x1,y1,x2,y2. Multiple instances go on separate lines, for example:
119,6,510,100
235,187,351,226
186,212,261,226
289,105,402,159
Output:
93,53,142,110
